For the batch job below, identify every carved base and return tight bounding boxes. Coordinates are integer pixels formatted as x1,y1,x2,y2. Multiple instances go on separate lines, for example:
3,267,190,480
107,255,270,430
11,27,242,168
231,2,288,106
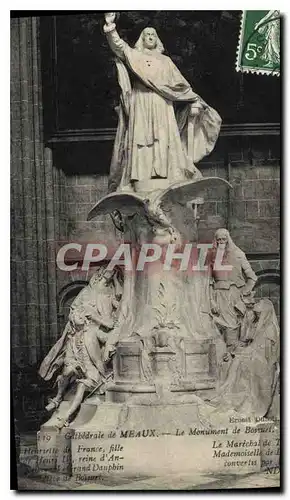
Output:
69,402,267,479
37,398,279,478
105,380,217,405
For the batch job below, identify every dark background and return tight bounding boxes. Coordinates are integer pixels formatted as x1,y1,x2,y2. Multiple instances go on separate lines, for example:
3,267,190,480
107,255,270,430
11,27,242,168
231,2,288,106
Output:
39,11,280,137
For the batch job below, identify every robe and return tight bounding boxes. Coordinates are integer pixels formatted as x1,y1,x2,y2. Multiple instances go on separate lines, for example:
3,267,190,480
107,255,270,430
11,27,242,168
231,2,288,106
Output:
211,299,280,417
105,27,222,192
210,248,257,331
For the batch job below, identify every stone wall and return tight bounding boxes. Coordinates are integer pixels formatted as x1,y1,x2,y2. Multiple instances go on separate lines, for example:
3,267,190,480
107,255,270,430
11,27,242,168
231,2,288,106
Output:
198,134,280,254
51,133,280,251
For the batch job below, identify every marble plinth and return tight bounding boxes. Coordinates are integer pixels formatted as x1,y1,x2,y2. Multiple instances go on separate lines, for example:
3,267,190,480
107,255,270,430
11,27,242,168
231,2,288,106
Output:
108,338,217,403
70,401,264,479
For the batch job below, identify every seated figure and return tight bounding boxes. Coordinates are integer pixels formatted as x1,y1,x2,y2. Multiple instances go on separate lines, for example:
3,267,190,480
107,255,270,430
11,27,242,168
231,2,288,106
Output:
211,298,280,418
38,267,122,428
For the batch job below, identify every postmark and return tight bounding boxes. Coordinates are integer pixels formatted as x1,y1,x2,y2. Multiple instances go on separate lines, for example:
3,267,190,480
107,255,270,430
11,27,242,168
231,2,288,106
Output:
236,11,280,76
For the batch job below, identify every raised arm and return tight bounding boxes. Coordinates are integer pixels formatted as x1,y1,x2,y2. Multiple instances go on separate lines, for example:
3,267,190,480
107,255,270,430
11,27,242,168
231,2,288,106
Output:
104,12,128,61
241,256,257,295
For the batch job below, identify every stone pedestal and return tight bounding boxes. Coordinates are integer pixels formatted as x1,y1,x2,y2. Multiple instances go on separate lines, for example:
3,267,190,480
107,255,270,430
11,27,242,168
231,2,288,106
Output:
37,324,280,481
107,337,217,404
38,336,219,475
38,397,280,480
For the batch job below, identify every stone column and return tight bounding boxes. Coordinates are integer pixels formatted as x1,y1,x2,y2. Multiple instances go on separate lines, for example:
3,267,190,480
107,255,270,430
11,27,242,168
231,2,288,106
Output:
11,17,59,368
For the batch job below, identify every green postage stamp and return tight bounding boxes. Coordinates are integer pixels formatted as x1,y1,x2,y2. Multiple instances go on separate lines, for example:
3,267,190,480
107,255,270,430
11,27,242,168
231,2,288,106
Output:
236,10,280,76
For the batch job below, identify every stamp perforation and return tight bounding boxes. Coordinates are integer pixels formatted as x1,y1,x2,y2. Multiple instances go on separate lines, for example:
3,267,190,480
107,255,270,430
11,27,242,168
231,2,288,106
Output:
236,10,280,77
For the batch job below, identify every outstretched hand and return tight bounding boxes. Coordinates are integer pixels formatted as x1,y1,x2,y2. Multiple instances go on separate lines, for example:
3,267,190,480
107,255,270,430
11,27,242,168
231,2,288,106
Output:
105,12,116,25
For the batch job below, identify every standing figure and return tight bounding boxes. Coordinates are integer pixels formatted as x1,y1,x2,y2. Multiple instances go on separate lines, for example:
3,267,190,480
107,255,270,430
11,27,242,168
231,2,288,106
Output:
103,12,222,192
39,267,122,428
209,228,257,352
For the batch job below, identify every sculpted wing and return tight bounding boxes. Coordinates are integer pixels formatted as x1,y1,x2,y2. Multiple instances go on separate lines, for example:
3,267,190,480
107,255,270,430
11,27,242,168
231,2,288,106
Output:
87,179,232,236
153,177,232,212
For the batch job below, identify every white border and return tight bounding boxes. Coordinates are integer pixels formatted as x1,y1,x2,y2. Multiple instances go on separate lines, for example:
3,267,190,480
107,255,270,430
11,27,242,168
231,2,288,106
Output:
5,3,287,498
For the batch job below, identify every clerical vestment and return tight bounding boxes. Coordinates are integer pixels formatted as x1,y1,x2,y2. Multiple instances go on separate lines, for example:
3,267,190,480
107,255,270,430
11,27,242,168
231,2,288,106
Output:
106,28,222,192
